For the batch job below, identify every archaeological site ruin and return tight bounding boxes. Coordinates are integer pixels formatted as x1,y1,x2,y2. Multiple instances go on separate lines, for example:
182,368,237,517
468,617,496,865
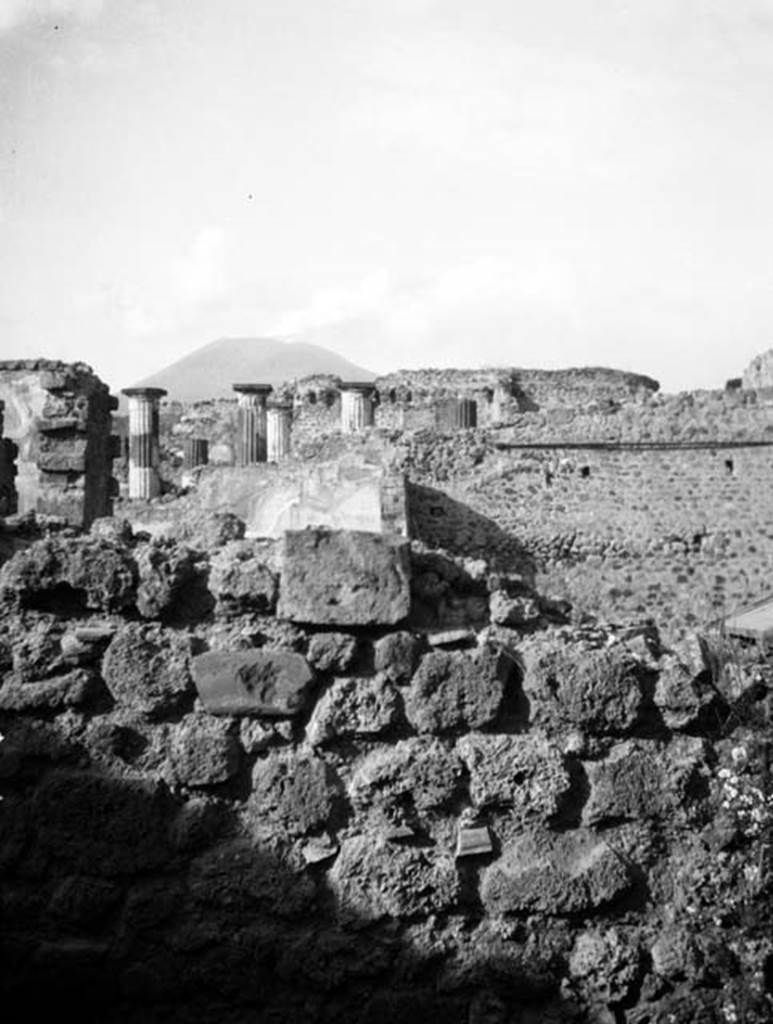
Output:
0,355,771,1023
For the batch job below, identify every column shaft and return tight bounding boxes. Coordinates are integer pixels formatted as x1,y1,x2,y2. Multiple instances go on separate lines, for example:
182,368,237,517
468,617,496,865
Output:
340,387,375,433
122,388,166,499
183,437,209,470
267,405,292,462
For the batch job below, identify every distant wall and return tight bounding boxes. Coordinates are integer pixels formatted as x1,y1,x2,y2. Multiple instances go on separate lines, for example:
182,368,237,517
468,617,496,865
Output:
124,456,408,540
397,430,773,631
0,360,117,526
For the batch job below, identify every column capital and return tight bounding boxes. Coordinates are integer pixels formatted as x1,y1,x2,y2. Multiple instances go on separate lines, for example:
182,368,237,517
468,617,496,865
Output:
339,381,376,394
121,387,167,400
232,383,274,395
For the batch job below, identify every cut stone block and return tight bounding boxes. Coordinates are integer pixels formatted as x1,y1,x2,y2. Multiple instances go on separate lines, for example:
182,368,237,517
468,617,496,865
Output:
277,529,411,626
191,650,314,717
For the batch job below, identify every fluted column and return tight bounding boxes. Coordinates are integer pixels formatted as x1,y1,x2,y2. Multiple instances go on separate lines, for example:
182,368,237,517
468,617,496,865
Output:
266,403,292,462
340,382,376,433
233,384,272,465
183,437,209,470
121,387,166,499
454,397,478,428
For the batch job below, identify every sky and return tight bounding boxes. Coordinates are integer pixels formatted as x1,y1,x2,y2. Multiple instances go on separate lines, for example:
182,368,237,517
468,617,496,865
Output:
2,0,773,393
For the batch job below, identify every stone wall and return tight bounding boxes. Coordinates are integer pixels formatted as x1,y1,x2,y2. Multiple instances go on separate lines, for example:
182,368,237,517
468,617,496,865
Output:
394,431,773,635
0,523,770,1023
122,455,409,540
163,366,664,457
0,360,117,527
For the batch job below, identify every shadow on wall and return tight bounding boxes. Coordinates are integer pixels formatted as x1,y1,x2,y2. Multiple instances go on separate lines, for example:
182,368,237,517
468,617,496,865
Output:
407,482,536,581
0,740,577,1024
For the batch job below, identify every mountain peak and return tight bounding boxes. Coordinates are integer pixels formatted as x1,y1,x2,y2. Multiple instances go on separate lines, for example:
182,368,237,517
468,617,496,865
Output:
129,337,374,402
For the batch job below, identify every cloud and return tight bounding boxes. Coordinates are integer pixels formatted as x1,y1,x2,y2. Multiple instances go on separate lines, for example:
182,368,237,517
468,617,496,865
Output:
70,226,230,338
0,0,105,33
269,269,392,336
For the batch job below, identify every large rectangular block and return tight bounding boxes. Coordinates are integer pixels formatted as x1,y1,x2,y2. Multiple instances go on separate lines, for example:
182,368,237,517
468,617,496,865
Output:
277,528,411,625
191,650,314,716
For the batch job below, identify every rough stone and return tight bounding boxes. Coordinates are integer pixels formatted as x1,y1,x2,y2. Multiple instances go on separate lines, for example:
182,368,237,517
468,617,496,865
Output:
481,827,632,915
489,590,542,628
583,737,707,826
249,750,342,835
521,640,645,736
0,668,101,712
306,631,360,674
348,737,463,816
654,654,724,731
208,541,278,614
404,642,516,734
373,630,423,682
168,715,241,787
102,623,194,717
135,540,199,619
188,837,314,919
456,732,571,822
277,528,411,626
568,928,642,1006
328,834,461,922
191,650,313,717
306,674,402,746
0,537,136,613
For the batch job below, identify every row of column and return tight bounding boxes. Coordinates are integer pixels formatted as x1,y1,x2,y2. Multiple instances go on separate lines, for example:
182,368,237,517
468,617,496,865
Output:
121,381,376,499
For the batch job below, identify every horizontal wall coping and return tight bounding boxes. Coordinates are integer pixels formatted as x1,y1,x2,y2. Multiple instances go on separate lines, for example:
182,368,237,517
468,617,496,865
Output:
494,440,773,452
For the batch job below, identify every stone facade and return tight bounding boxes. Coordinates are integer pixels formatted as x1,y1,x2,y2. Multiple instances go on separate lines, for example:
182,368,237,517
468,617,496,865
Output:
0,360,117,526
0,524,769,1022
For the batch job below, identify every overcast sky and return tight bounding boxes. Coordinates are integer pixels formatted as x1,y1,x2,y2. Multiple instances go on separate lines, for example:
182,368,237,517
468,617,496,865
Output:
2,0,773,392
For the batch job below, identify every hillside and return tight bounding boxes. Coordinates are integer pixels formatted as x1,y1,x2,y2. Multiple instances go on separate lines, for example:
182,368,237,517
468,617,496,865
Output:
128,337,374,402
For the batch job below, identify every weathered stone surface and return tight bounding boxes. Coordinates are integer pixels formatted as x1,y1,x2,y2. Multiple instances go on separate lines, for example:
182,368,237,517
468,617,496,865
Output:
456,732,571,821
102,623,194,716
489,590,542,628
0,668,100,712
306,674,402,746
208,541,278,614
31,772,173,876
348,737,463,815
1,613,63,681
306,631,360,674
654,654,724,731
568,928,642,1006
191,650,313,717
0,537,136,612
521,640,645,736
188,837,315,919
168,715,241,787
329,835,461,922
90,516,133,544
249,751,342,835
135,540,199,619
481,827,632,915
186,511,246,551
404,642,516,734
277,529,411,626
373,630,422,682
583,737,707,826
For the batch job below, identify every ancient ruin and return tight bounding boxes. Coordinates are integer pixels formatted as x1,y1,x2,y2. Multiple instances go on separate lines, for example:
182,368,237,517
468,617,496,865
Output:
0,356,771,1023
